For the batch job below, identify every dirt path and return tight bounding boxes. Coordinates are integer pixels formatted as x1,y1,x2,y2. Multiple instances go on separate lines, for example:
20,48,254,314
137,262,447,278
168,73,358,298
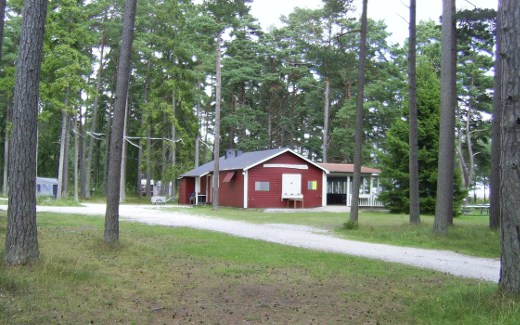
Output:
27,203,499,282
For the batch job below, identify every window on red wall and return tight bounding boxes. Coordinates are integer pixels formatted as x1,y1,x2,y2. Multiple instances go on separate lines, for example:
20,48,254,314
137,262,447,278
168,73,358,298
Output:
255,181,270,191
307,180,318,190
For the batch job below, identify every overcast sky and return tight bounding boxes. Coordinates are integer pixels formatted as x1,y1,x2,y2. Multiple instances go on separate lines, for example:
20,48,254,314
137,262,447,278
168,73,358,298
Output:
250,0,497,44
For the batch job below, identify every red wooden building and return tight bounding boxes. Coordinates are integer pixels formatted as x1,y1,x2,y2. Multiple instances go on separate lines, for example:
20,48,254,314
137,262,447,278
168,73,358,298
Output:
178,148,329,209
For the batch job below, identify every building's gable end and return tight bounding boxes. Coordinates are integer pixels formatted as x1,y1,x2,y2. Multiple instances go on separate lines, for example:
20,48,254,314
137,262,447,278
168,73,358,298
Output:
246,152,324,209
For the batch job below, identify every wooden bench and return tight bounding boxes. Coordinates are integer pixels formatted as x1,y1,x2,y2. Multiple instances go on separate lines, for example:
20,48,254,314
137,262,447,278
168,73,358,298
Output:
285,197,304,208
283,194,304,208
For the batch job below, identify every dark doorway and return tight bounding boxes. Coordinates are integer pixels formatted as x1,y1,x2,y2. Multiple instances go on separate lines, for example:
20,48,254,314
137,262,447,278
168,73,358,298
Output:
326,177,347,205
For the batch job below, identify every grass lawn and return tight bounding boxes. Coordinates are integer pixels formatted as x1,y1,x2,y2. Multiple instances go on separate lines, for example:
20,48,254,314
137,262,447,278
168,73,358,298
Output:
168,206,500,258
77,194,153,205
1,211,519,324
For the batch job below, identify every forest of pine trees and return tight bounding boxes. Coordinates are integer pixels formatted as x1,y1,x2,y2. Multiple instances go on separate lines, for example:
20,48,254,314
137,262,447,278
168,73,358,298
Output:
0,0,495,207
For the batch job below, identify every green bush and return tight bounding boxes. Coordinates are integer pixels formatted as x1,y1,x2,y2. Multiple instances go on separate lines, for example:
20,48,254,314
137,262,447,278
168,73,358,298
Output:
341,219,359,230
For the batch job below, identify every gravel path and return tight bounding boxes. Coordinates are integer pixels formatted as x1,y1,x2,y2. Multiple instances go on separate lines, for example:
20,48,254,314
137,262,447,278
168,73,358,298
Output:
23,203,499,283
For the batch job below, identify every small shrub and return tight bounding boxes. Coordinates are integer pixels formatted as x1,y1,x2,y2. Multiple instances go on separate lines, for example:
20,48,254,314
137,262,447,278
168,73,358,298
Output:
342,220,359,230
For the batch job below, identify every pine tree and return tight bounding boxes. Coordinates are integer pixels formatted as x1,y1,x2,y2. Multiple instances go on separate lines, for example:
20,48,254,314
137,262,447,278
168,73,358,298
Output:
434,0,457,234
498,0,520,294
104,0,137,243
5,0,49,265
408,0,420,224
379,59,465,215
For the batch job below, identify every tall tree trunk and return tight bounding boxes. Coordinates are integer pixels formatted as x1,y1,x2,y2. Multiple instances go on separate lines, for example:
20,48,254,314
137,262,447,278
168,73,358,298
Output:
0,0,5,64
212,30,223,210
268,96,273,149
203,101,210,165
195,136,200,168
195,103,200,168
489,11,501,229
58,87,71,199
2,101,12,196
104,0,137,243
103,97,113,195
93,124,101,193
323,78,330,163
170,90,177,199
160,138,167,195
434,0,457,234
63,115,71,198
145,126,152,197
136,123,143,198
465,104,475,189
229,92,236,149
85,37,105,199
73,116,79,202
5,0,48,265
498,0,520,293
408,0,420,224
79,98,86,198
0,0,7,196
349,0,368,223
135,130,142,199
119,92,129,202
456,140,469,190
289,84,296,148
57,107,69,200
137,63,151,198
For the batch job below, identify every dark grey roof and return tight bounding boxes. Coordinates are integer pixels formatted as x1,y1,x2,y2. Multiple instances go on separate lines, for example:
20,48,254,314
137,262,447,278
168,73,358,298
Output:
180,148,327,178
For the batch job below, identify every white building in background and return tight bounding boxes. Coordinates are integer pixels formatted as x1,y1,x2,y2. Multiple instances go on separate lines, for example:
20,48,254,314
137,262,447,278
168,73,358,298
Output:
36,177,58,197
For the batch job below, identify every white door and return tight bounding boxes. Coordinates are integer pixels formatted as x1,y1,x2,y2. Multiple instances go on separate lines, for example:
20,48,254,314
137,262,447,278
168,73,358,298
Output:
282,174,302,198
